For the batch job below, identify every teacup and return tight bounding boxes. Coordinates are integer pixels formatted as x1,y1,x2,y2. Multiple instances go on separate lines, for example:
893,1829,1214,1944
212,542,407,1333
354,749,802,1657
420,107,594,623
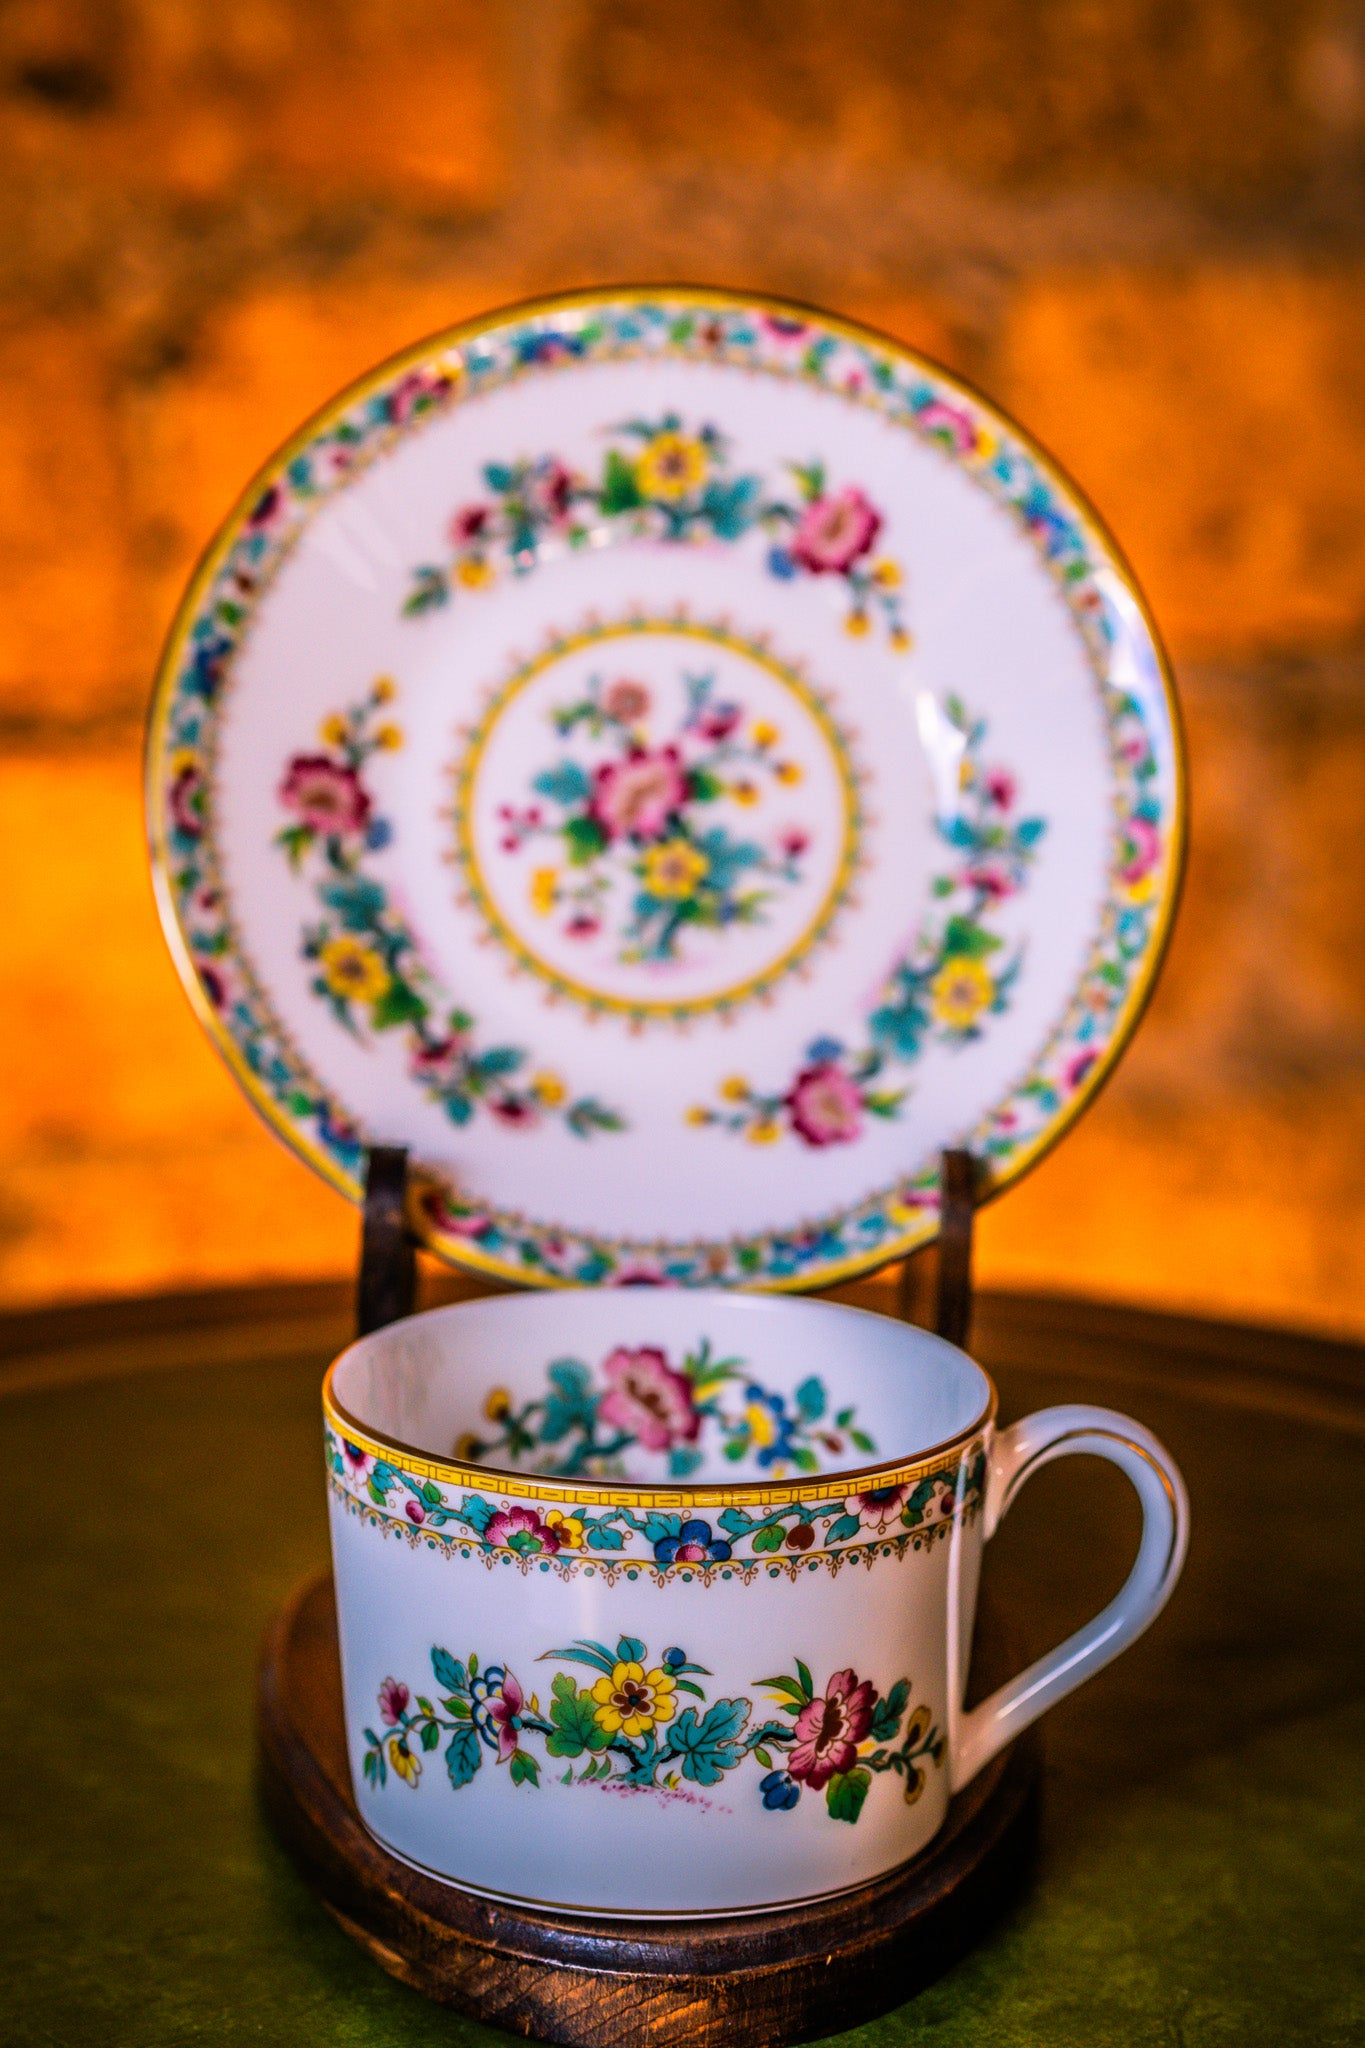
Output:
323,1289,1187,1916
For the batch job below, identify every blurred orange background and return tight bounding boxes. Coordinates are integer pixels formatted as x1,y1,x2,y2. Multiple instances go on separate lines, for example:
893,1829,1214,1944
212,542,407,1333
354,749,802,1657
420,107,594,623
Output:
2,0,1363,1331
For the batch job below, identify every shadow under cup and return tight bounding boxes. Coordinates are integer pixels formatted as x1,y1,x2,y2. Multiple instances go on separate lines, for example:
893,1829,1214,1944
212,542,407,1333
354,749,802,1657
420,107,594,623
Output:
322,1290,1184,1916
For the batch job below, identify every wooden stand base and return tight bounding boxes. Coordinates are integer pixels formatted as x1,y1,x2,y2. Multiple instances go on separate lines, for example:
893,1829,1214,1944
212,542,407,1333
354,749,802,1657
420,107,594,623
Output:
258,1575,1040,2047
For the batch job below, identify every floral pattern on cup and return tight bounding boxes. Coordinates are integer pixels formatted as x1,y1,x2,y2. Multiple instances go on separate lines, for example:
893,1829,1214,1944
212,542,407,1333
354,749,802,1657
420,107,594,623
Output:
496,668,815,965
404,419,909,648
455,1339,873,1483
274,679,626,1139
324,1423,986,1576
688,696,1046,1145
362,1634,942,1823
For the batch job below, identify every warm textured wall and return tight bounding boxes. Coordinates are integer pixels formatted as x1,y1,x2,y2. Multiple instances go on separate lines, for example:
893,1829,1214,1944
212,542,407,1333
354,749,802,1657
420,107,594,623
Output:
2,0,1364,1331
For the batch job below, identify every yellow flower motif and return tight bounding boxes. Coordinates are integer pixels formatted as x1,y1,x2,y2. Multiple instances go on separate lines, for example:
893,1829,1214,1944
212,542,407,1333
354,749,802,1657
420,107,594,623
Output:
531,1071,566,1107
171,747,199,776
320,713,348,747
454,1432,483,1462
930,956,996,1030
590,1661,677,1737
372,675,397,704
388,1735,421,1786
773,760,802,785
457,556,494,589
685,1105,711,1126
545,1509,585,1549
719,1075,750,1103
872,558,902,588
374,723,403,751
972,427,997,463
483,1386,513,1422
636,431,708,501
890,628,913,653
642,838,709,898
845,611,871,638
1125,873,1155,904
746,1400,778,1446
747,1118,782,1145
529,866,558,916
320,935,390,1004
751,720,780,748
731,780,760,806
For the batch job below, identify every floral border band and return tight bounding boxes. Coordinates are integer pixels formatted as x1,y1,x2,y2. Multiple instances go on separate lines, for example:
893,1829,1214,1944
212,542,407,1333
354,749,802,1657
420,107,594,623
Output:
324,1419,988,1584
149,287,1182,1293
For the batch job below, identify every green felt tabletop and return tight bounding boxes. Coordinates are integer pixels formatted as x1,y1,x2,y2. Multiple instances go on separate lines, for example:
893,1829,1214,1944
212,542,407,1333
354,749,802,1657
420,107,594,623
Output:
3,1281,1363,2045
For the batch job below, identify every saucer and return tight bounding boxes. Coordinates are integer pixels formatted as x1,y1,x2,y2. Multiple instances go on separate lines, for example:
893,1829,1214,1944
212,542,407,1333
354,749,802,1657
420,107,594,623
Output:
147,287,1184,1290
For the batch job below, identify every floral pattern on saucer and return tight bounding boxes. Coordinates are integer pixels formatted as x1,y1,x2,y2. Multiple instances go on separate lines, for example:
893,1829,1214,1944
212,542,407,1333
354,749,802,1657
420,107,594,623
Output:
405,416,909,647
362,1634,942,1822
452,612,865,1028
275,679,626,1138
496,667,812,966
689,697,1046,1145
150,290,1180,1291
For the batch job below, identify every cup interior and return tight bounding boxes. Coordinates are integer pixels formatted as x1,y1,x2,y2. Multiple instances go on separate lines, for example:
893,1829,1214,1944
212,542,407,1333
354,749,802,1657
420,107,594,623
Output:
328,1290,991,1488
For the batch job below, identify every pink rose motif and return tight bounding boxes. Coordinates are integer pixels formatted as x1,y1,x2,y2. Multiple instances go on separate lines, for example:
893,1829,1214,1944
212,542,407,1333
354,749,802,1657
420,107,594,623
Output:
849,1484,911,1534
340,1439,374,1484
489,1097,539,1128
791,488,883,575
378,1677,409,1726
789,1669,877,1789
918,399,978,454
787,1064,864,1147
484,1505,561,1554
1120,815,1160,886
966,861,1015,903
598,1346,701,1453
248,484,284,531
1064,1049,1098,1092
780,828,810,860
590,748,686,842
762,314,809,344
405,1498,426,1525
984,768,1016,810
410,1033,470,1086
472,1667,524,1761
450,503,491,546
529,459,578,527
198,963,235,1013
279,754,371,836
696,702,741,741
603,679,651,724
169,764,206,839
566,913,601,940
389,368,450,424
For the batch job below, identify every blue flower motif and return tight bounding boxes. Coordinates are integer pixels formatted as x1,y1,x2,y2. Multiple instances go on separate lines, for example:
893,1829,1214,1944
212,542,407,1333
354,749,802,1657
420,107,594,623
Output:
365,816,393,851
661,1647,687,1670
744,1384,801,1469
760,1770,800,1810
654,1519,733,1566
806,1035,845,1063
767,545,797,580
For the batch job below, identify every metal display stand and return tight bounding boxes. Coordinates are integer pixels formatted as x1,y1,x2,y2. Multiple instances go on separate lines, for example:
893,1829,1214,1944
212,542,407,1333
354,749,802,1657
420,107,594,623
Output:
257,1144,1034,2047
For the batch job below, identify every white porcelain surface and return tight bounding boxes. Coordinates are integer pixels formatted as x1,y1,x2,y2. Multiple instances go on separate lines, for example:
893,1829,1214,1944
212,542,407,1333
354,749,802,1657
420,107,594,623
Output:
324,1290,1188,1915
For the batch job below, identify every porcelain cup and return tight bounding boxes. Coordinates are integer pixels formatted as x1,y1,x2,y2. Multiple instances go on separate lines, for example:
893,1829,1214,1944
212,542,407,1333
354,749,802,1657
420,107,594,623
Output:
323,1288,1187,1916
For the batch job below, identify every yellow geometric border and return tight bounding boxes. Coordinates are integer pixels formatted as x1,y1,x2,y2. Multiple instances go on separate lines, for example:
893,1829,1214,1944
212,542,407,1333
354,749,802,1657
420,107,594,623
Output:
448,613,865,1025
322,1367,995,1510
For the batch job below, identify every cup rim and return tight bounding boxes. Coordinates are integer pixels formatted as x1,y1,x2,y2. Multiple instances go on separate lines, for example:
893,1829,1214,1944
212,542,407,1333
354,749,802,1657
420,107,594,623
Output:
321,1296,998,1508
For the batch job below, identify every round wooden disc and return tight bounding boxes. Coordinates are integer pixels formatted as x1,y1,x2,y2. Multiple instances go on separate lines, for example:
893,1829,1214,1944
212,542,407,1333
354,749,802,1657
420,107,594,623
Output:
258,1574,1040,2048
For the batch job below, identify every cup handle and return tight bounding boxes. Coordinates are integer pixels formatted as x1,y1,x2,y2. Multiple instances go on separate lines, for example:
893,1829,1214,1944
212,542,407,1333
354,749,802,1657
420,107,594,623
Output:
949,1403,1189,1793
